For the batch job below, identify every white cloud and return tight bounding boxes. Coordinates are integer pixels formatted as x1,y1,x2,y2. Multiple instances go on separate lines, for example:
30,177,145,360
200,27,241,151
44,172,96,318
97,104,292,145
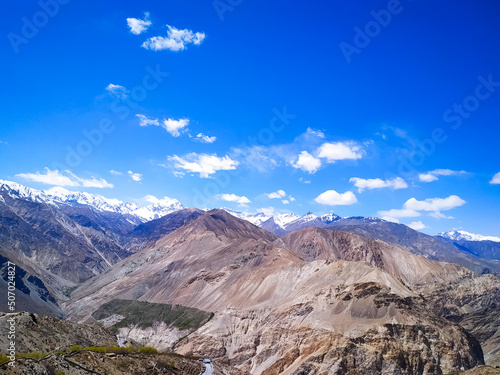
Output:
0,141,8,145
317,141,363,163
136,115,188,137
292,151,321,174
142,25,206,52
408,221,427,230
145,194,180,206
136,114,159,127
305,127,325,139
299,177,311,184
267,190,286,199
109,170,122,175
378,195,465,222
105,84,129,99
127,12,152,35
258,207,275,216
219,193,251,205
167,153,239,178
193,133,216,143
314,189,357,206
404,195,466,212
128,170,142,182
289,196,296,202
419,169,467,183
349,177,408,193
429,212,454,219
16,168,113,188
162,118,189,137
490,172,500,185
377,208,421,219
281,199,290,204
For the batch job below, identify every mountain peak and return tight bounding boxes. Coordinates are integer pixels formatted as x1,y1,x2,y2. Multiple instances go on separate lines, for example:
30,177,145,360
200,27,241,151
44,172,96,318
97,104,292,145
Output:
439,230,500,243
0,179,184,223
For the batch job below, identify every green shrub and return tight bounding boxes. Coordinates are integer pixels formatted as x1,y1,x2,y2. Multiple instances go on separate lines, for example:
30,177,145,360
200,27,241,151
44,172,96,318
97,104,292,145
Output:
0,354,10,363
69,345,81,352
16,351,46,360
138,346,158,355
55,371,65,375
105,345,136,354
82,346,106,353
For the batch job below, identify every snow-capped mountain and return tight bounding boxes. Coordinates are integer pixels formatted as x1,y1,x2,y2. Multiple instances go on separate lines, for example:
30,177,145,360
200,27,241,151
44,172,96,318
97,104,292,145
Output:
220,207,271,226
260,211,341,235
438,230,500,243
273,213,302,229
0,180,184,222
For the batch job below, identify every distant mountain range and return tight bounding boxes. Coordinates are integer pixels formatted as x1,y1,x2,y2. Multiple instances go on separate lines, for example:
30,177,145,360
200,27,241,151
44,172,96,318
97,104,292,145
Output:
1,180,500,372
439,230,500,242
0,180,184,223
2,180,497,245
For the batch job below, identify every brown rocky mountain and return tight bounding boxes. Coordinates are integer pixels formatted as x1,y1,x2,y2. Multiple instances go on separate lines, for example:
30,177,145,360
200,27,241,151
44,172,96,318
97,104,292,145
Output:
0,194,203,315
0,192,133,298
64,209,499,374
0,254,63,318
325,218,500,275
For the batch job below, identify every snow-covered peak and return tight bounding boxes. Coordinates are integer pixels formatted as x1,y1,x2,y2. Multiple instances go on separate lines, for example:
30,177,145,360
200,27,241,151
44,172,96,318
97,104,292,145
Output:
439,230,500,243
0,179,51,204
220,207,271,226
320,213,340,223
273,213,301,229
0,179,184,223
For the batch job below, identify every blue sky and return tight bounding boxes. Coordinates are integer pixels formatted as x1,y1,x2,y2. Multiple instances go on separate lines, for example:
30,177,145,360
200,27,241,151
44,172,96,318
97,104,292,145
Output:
1,0,499,235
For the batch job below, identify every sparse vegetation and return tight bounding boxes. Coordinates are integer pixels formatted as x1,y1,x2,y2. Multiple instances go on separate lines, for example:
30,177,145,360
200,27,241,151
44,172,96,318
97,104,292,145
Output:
138,346,159,355
62,285,79,298
16,351,48,360
91,299,213,333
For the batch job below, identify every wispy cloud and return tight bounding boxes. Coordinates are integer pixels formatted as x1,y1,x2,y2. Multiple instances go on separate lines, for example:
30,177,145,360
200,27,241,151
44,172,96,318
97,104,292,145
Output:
16,168,113,188
314,189,357,206
192,133,216,144
218,193,251,205
128,170,142,182
349,177,408,193
142,25,205,52
145,194,179,206
266,190,286,199
105,84,128,99
378,208,421,222
419,169,467,183
136,114,188,137
127,12,152,35
136,114,160,127
490,171,500,185
408,221,427,230
166,153,239,178
109,170,122,175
